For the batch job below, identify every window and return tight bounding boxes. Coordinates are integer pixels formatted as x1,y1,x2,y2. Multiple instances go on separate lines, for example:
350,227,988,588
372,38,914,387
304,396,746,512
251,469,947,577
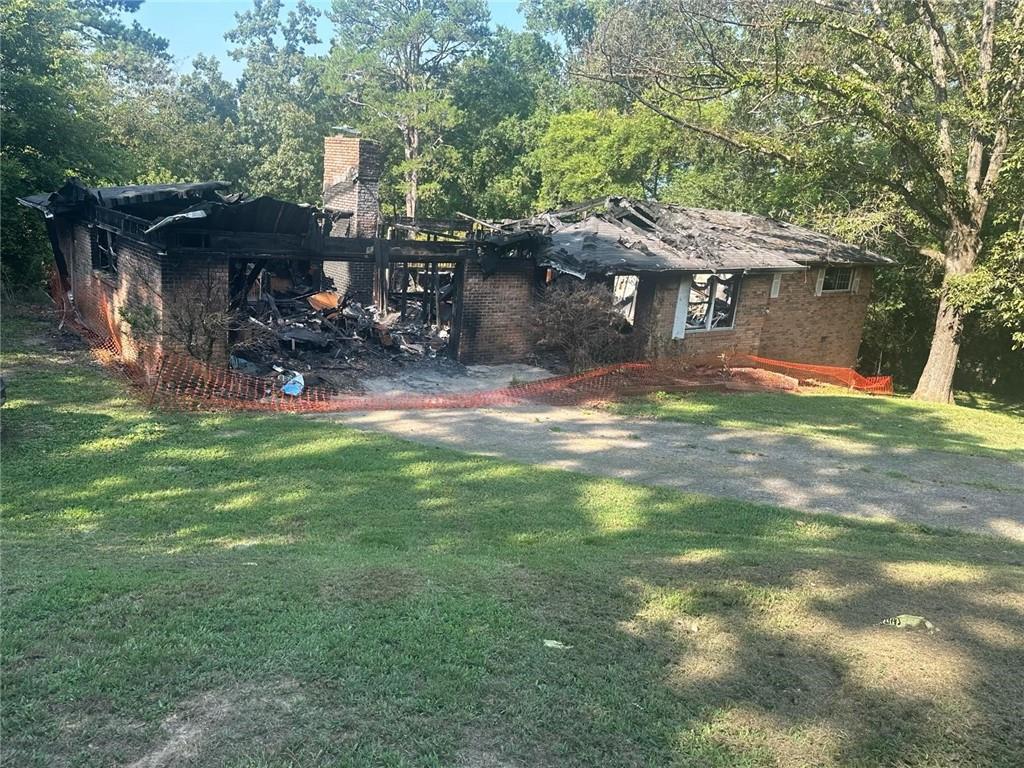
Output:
612,275,639,324
672,272,740,338
92,229,117,275
820,266,853,293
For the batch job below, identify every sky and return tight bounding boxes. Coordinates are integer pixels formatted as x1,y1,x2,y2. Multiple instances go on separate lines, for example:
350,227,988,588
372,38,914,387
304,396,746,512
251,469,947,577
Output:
130,0,527,81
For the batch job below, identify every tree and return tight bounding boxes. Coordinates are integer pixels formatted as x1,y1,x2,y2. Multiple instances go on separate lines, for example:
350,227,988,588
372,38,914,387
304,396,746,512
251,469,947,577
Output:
439,29,560,217
521,0,608,53
0,0,167,287
228,0,334,202
120,54,246,186
533,108,699,206
581,0,1024,402
327,0,491,217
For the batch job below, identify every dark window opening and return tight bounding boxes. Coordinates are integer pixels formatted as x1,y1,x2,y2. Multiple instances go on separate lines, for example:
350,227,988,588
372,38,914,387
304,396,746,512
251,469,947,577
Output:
683,272,740,333
821,266,854,292
93,229,117,275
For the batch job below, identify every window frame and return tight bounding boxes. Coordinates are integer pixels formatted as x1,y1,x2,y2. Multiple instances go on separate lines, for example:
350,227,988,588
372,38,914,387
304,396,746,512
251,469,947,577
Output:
819,266,854,294
612,274,639,325
672,272,741,339
92,228,118,277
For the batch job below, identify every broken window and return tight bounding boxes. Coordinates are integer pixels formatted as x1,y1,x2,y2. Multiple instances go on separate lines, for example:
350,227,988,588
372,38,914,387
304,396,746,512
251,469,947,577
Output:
820,266,854,293
92,229,117,275
612,275,639,324
675,272,740,337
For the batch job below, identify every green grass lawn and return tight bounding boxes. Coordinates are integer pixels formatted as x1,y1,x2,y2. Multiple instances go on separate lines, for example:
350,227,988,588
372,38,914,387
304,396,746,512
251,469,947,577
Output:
3,304,1023,767
611,386,1024,461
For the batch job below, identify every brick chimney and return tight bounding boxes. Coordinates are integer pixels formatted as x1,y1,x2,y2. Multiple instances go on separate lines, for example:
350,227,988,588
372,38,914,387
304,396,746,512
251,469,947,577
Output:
323,134,382,237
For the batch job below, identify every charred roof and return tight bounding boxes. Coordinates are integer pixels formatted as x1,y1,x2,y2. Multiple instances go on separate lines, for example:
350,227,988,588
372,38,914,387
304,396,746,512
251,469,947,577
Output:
17,179,320,240
488,197,892,276
18,179,231,217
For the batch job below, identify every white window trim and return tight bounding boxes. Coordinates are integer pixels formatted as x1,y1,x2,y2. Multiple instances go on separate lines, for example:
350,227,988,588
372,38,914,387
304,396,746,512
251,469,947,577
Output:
770,273,782,299
671,275,690,339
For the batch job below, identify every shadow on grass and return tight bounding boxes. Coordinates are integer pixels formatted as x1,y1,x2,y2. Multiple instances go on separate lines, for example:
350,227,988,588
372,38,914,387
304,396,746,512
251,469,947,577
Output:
3,304,1023,767
613,387,1024,461
332,403,1024,541
956,389,1024,419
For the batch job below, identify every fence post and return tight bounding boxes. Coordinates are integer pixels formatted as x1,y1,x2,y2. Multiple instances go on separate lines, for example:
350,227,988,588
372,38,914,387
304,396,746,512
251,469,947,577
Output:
149,355,168,407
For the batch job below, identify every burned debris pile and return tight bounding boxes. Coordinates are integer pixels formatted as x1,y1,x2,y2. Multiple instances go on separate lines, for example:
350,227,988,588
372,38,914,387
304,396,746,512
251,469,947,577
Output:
228,269,452,395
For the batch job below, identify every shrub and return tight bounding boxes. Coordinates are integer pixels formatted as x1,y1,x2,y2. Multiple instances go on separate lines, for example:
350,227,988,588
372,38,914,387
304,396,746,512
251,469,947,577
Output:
532,281,640,372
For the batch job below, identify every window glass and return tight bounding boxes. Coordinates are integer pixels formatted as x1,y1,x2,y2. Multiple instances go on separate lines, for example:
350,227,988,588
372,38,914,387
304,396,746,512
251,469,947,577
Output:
822,266,853,292
685,272,739,331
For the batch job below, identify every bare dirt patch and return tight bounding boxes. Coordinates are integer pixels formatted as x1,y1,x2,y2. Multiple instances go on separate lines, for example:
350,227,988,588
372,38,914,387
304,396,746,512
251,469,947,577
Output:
126,679,304,768
320,565,424,603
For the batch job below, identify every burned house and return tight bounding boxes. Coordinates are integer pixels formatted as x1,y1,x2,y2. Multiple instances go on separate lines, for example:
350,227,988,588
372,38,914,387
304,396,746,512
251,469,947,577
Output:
20,135,891,387
481,198,894,368
17,137,499,386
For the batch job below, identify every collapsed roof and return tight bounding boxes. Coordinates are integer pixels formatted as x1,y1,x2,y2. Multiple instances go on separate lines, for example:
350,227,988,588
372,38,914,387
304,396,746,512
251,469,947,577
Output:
488,197,892,277
142,195,318,237
18,179,231,218
17,178,320,239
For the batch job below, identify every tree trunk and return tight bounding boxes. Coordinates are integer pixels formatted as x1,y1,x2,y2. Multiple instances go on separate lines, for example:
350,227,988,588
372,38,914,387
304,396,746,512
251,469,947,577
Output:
404,126,419,219
912,291,962,403
912,222,979,403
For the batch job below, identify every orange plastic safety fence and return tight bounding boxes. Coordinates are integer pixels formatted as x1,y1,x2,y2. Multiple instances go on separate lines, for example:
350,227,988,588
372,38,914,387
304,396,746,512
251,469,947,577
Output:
48,276,892,413
741,355,894,395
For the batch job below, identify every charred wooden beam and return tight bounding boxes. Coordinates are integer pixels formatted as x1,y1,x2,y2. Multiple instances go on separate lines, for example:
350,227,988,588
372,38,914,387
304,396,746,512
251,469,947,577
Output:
373,239,390,309
44,219,71,291
229,259,267,310
449,260,467,361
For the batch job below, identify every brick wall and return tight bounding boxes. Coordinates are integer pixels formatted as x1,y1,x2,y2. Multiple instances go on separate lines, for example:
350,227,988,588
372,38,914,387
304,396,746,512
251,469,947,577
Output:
322,135,381,299
452,264,873,368
758,267,874,367
457,260,538,364
160,255,231,363
323,261,375,302
67,224,164,368
641,272,772,361
640,267,875,367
